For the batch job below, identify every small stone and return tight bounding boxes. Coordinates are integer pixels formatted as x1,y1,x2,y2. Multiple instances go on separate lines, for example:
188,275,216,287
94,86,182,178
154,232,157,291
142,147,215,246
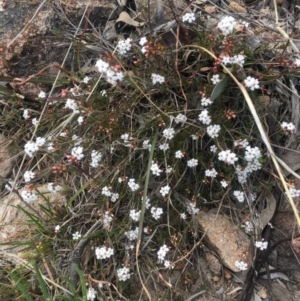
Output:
257,287,268,299
206,253,222,275
224,268,232,279
229,1,247,13
212,276,220,282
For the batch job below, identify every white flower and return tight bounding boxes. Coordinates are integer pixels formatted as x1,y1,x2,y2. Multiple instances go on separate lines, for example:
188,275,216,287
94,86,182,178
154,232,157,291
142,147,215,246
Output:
231,54,245,66
244,76,260,91
201,97,213,106
210,145,217,153
281,121,296,134
38,91,46,99
220,179,229,188
211,74,221,85
65,98,79,112
222,56,231,65
151,206,164,220
21,190,38,202
128,178,140,192
142,139,151,150
180,212,187,220
235,260,248,271
121,133,132,143
217,16,237,35
23,109,30,119
129,209,141,222
72,231,81,240
32,118,38,127
234,139,249,149
90,150,102,168
241,221,253,233
117,267,131,281
254,240,268,250
186,202,199,214
150,162,162,176
110,193,119,203
175,113,187,124
160,184,170,197
163,128,175,140
95,59,109,73
198,109,212,125
24,141,39,158
218,150,238,165
77,115,84,125
87,287,97,301
175,150,184,159
82,76,90,84
206,124,221,138
24,171,35,183
205,168,218,178
151,73,165,85
55,225,60,233
157,245,169,262
102,211,113,229
102,186,112,197
125,227,139,240
71,146,84,160
164,260,172,268
287,188,300,198
95,246,114,260
100,90,107,96
242,21,249,28
182,12,196,23
244,146,261,162
187,158,198,168
48,183,62,194
139,36,147,46
233,190,245,202
36,137,46,147
117,38,132,55
159,142,169,151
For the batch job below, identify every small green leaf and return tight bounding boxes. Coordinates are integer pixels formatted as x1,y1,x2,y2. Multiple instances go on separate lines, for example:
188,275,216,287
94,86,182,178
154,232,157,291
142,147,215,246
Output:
210,75,230,102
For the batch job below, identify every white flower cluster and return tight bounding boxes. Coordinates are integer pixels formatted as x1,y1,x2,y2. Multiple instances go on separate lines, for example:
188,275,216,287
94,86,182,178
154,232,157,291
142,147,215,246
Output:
241,221,254,233
159,142,169,151
117,38,132,55
151,73,165,85
234,139,249,149
160,184,170,197
206,124,221,138
128,178,140,192
233,190,244,202
72,134,82,146
222,54,245,66
102,211,113,229
32,118,38,127
198,109,211,125
142,139,151,150
281,121,296,134
87,287,97,301
38,91,46,98
244,146,261,162
23,109,30,119
65,98,79,113
287,187,300,198
186,201,199,214
125,227,139,241
129,209,141,222
24,137,46,157
210,145,217,153
117,267,131,281
201,97,213,106
182,12,196,23
187,158,198,168
175,113,187,124
217,16,237,36
71,146,84,160
48,183,62,194
244,76,260,91
220,179,229,188
121,133,133,143
205,168,218,178
72,231,81,240
255,240,268,250
77,115,84,125
24,171,35,183
157,244,169,262
139,36,147,46
21,190,38,202
294,58,300,67
55,225,60,233
90,150,102,168
95,246,114,260
151,206,163,220
95,59,124,85
175,150,184,159
235,260,248,271
163,128,175,140
218,150,238,165
150,162,162,176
